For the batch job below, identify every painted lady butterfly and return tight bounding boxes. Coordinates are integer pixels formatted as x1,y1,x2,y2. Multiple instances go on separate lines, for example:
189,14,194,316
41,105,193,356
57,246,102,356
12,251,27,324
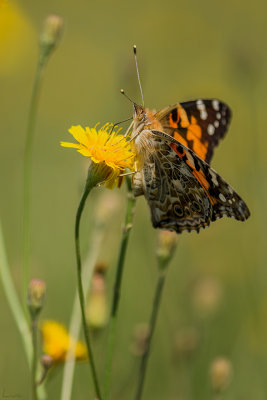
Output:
123,92,251,237
130,99,250,233
122,47,250,234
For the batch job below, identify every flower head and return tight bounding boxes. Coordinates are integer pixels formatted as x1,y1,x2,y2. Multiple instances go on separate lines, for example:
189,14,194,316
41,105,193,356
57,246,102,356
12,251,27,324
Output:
61,123,135,188
41,320,88,364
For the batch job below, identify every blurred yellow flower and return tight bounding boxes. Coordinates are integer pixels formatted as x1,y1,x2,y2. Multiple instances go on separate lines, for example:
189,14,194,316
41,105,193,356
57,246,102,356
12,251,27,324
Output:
61,123,135,188
41,320,88,363
0,0,34,75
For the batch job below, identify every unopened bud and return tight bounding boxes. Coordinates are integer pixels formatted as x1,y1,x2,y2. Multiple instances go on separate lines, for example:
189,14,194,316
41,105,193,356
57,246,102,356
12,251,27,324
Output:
39,15,63,62
94,262,108,275
27,279,46,318
173,327,199,360
210,357,233,393
86,273,108,330
41,354,53,370
130,323,150,357
192,277,223,318
37,354,53,385
156,230,178,270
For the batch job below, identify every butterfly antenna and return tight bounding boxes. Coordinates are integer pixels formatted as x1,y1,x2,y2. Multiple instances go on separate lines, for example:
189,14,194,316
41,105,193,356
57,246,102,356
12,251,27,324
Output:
133,45,144,107
120,89,135,104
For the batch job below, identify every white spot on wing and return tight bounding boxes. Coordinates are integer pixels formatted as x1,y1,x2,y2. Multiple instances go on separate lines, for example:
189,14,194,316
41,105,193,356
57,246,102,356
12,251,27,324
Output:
200,110,208,120
210,169,219,186
219,193,227,202
212,100,219,111
214,120,219,128
207,124,215,135
196,99,208,120
216,113,221,119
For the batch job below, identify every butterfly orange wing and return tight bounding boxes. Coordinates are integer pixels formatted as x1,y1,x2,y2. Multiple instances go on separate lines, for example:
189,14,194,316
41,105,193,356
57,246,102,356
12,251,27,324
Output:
156,99,231,164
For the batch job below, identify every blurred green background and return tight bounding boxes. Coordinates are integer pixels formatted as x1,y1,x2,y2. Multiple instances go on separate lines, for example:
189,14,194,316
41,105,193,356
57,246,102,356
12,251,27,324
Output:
1,0,267,398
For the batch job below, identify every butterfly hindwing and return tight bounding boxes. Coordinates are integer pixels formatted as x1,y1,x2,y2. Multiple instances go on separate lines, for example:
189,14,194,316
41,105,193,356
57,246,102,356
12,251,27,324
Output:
156,99,231,164
133,136,213,233
151,130,250,221
133,130,250,233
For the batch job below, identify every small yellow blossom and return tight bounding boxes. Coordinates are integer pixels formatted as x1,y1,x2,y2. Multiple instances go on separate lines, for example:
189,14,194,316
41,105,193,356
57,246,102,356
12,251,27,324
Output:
41,320,88,363
61,123,135,188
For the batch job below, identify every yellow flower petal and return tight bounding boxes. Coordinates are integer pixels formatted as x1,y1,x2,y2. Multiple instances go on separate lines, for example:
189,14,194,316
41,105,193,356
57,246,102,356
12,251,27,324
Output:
69,125,89,147
60,141,81,149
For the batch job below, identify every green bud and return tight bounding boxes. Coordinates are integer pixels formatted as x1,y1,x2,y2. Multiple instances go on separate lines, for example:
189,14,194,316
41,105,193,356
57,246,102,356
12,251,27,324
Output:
27,279,46,318
156,230,178,270
39,15,63,63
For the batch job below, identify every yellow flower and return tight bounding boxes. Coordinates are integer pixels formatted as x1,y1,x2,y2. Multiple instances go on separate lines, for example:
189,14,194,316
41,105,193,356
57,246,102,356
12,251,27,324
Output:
61,123,135,188
0,1,34,75
41,320,88,363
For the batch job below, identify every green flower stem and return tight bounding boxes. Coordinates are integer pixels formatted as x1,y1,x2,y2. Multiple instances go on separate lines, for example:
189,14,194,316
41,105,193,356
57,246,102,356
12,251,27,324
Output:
104,177,136,400
134,269,167,400
61,215,106,400
75,172,103,400
0,221,32,366
22,53,48,312
31,318,39,400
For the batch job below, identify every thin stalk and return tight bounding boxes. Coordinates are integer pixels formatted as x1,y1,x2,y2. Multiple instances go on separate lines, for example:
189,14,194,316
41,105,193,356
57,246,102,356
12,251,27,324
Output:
61,217,105,400
104,177,136,400
0,221,32,366
134,231,177,400
31,318,38,400
75,177,102,400
134,271,167,400
22,55,46,311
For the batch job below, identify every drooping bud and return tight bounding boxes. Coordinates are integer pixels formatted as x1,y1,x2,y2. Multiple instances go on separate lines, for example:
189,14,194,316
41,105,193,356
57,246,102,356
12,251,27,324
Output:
27,279,46,318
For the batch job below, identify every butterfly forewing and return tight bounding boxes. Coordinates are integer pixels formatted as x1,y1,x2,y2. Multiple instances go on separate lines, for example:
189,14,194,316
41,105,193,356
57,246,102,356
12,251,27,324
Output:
157,99,231,163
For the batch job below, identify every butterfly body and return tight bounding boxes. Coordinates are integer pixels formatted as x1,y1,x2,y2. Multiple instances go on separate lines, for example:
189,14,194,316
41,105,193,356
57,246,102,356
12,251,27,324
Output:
131,100,250,233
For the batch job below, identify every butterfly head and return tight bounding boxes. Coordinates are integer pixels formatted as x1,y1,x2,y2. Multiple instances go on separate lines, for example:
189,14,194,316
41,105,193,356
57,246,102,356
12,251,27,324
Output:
133,103,145,120
133,103,147,130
